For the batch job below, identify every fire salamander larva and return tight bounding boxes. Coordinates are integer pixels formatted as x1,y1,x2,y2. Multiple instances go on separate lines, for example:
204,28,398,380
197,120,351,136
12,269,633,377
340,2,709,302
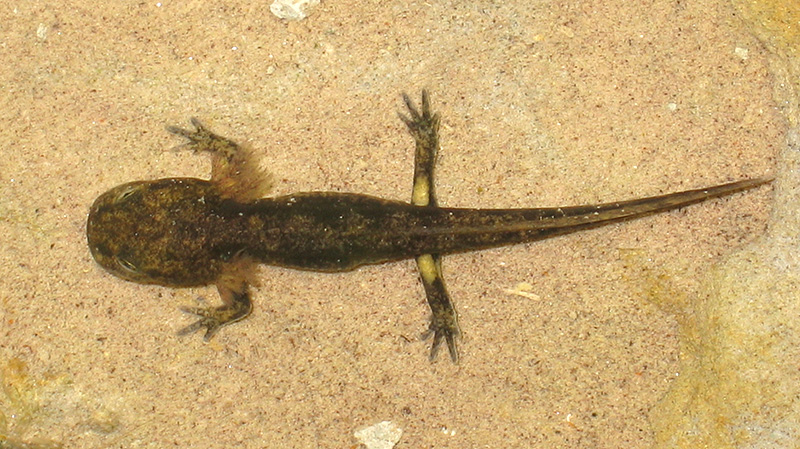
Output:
86,91,771,362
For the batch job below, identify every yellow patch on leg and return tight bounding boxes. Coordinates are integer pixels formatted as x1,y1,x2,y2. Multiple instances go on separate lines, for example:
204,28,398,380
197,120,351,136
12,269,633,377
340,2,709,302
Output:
416,254,438,284
412,176,431,206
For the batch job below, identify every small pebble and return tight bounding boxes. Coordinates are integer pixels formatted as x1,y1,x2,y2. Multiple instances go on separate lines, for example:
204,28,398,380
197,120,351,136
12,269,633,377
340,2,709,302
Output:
354,421,403,449
270,0,320,21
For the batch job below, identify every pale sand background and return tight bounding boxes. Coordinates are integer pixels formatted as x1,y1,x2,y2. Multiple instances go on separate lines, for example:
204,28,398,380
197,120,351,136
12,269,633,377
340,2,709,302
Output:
0,1,786,448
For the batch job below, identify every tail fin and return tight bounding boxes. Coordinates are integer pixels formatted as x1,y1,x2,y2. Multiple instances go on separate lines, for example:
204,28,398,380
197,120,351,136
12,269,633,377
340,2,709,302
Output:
423,176,773,253
526,176,773,230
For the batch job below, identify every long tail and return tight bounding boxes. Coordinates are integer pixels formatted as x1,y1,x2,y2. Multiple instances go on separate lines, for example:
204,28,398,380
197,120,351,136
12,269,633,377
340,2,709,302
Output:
422,176,773,253
512,176,772,230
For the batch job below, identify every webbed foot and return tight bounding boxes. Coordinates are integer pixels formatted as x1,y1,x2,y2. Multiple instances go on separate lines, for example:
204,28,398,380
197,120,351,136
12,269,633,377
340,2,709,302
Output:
167,118,240,161
423,307,460,363
399,90,440,158
177,283,252,341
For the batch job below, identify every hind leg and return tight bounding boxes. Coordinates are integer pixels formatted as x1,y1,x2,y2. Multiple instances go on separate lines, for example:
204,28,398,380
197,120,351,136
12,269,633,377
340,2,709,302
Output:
400,91,461,363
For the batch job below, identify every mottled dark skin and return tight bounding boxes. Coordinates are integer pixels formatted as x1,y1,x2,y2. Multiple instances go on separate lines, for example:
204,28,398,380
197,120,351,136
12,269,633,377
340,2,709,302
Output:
86,91,771,362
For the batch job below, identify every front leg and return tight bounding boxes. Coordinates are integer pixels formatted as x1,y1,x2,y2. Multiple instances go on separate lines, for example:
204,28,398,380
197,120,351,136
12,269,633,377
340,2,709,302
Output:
167,119,264,339
400,91,461,363
167,118,272,202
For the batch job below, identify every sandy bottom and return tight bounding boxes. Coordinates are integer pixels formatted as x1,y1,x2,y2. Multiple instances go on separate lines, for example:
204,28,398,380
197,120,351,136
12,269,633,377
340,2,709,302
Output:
0,1,787,448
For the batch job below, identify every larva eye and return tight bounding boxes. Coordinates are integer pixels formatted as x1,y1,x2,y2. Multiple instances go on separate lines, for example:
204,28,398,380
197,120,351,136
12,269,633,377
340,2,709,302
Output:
114,255,139,274
114,185,142,203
